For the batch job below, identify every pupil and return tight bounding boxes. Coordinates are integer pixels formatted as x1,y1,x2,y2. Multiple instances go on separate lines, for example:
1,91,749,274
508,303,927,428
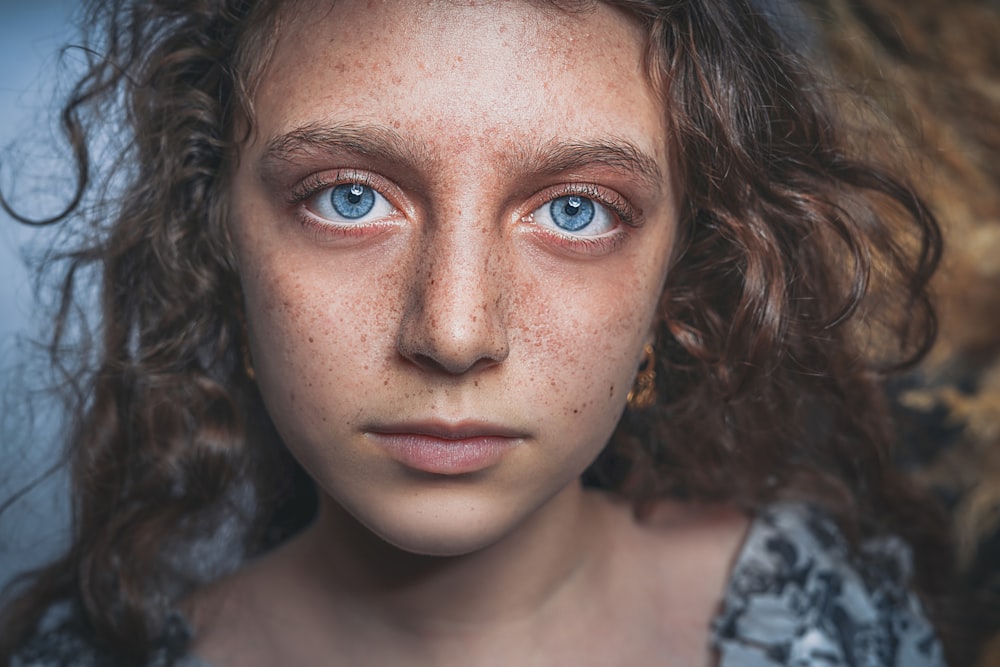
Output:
564,196,582,216
347,183,364,204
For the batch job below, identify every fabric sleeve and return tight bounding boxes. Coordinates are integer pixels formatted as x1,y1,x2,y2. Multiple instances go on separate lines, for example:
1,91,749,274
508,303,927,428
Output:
710,502,946,667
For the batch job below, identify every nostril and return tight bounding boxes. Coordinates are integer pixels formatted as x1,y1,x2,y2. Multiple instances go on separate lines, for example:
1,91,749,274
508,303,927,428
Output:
398,324,509,375
404,349,504,376
406,352,449,374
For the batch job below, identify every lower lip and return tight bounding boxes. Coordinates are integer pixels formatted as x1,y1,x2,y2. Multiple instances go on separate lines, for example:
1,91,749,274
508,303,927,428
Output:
370,434,519,475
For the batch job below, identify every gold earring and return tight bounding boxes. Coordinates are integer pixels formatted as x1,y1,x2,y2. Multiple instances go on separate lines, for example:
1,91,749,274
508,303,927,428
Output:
240,317,256,381
626,343,656,410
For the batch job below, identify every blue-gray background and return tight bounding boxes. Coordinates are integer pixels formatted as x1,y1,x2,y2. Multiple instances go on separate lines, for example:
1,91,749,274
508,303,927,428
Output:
0,0,79,593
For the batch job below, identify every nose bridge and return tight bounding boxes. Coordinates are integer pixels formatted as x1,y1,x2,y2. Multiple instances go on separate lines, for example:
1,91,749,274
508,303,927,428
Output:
398,207,509,374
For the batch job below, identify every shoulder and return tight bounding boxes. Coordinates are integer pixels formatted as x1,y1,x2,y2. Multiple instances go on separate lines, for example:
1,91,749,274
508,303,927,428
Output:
10,601,208,667
711,502,946,667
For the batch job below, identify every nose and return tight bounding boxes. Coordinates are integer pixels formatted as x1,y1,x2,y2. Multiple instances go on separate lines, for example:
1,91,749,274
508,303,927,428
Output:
397,225,510,376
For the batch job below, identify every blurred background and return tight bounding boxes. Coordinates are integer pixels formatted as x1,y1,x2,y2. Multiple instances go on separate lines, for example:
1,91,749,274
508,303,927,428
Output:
0,0,77,596
799,1,1000,662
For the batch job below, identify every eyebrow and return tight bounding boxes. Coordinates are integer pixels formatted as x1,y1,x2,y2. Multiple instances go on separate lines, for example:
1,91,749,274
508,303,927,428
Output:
518,139,663,192
258,122,664,191
258,122,430,180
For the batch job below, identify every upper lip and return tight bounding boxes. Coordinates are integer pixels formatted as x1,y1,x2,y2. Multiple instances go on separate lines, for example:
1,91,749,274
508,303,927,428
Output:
367,420,526,440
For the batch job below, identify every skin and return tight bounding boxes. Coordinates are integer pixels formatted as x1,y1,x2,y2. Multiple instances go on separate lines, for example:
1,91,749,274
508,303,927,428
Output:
188,1,749,665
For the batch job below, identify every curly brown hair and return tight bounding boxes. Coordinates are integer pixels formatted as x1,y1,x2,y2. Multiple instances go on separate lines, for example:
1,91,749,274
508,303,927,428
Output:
0,0,959,663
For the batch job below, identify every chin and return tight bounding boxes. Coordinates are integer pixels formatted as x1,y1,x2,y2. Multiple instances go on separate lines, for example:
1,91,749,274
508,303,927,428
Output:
333,490,527,559
369,507,514,558
377,528,500,558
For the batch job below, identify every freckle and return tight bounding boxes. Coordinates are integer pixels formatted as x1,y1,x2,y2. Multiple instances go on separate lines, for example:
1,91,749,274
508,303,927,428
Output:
474,380,479,387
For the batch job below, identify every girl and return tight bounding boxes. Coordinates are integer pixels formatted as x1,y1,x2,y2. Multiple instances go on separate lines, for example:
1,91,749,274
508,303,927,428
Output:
1,0,957,665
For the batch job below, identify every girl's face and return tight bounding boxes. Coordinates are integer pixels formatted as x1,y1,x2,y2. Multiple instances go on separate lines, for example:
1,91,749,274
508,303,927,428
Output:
229,0,678,556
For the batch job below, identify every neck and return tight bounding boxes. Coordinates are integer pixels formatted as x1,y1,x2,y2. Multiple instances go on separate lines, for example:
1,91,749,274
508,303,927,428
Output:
293,481,603,637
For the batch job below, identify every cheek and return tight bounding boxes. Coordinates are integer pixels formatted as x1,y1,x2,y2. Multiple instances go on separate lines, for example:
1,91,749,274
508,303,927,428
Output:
509,261,657,423
239,249,406,425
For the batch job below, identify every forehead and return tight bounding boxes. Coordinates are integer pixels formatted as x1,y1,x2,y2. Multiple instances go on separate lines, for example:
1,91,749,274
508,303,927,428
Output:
247,0,666,164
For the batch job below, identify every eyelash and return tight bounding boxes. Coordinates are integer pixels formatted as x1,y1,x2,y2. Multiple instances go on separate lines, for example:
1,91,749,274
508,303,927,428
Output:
288,170,383,206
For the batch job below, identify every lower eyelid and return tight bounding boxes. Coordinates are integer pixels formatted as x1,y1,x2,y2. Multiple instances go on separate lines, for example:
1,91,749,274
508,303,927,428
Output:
295,209,402,241
522,219,629,256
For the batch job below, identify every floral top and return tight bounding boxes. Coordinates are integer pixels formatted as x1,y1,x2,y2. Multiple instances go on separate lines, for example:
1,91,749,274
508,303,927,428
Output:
711,504,943,666
12,503,945,667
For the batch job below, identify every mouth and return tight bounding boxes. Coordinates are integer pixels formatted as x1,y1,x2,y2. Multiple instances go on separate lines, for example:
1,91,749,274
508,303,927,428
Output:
366,420,525,475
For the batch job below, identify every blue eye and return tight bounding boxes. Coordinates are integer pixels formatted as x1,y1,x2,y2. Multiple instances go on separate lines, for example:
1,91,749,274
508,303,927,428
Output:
530,194,615,237
310,182,394,224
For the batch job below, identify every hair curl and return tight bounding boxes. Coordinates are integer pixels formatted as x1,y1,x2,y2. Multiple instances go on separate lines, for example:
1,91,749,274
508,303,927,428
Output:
0,0,958,663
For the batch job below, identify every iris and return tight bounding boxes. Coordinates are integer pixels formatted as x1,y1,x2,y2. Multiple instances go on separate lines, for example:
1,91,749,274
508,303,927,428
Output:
330,183,376,219
549,195,594,232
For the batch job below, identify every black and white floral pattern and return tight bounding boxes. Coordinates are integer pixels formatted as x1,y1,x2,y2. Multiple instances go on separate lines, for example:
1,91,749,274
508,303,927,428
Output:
711,503,945,666
14,503,945,666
